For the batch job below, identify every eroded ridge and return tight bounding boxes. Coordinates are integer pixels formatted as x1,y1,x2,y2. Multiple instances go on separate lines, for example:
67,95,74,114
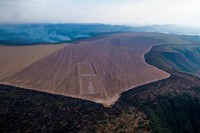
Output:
0,33,170,106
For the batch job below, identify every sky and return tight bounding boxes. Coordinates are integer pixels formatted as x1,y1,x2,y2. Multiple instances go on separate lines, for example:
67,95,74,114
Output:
0,0,200,27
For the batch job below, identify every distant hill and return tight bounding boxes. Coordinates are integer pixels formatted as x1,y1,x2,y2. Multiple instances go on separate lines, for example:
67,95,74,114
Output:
0,24,132,45
134,24,200,35
1,23,200,45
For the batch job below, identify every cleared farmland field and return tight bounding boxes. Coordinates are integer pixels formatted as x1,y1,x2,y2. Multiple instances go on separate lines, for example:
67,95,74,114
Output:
0,44,66,81
0,33,170,106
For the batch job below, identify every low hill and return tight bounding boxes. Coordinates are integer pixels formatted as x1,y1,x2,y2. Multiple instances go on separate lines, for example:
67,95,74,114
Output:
1,23,199,46
146,43,200,78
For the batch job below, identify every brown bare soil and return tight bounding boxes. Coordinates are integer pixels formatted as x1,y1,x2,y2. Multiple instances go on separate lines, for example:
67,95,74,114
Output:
0,33,170,106
0,44,66,81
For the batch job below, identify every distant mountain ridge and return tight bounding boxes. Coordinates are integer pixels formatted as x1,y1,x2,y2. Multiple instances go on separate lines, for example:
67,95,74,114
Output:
134,24,200,35
0,23,200,45
0,24,132,45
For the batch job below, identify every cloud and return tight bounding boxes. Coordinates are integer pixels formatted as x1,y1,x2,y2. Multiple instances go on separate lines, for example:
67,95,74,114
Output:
0,0,200,27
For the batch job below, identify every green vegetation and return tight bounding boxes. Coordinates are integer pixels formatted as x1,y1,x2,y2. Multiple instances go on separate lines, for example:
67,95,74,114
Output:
1,70,200,133
0,85,150,133
146,106,171,133
146,43,200,78
144,42,200,133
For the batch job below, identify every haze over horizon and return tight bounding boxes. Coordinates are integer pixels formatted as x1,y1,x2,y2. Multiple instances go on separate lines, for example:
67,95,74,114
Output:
0,0,200,27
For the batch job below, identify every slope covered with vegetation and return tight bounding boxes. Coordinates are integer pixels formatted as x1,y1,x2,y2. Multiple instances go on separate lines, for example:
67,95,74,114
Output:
146,44,200,78
0,84,151,133
143,42,200,133
1,70,200,133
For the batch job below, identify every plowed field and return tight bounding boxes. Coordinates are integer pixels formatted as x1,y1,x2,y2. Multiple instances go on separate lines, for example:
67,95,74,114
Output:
0,33,170,106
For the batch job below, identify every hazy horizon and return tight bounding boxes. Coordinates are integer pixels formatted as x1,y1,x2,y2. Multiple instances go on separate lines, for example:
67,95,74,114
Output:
0,0,200,27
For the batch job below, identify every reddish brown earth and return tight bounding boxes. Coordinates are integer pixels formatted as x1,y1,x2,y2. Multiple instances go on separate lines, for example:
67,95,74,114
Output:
0,44,66,81
0,33,170,106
